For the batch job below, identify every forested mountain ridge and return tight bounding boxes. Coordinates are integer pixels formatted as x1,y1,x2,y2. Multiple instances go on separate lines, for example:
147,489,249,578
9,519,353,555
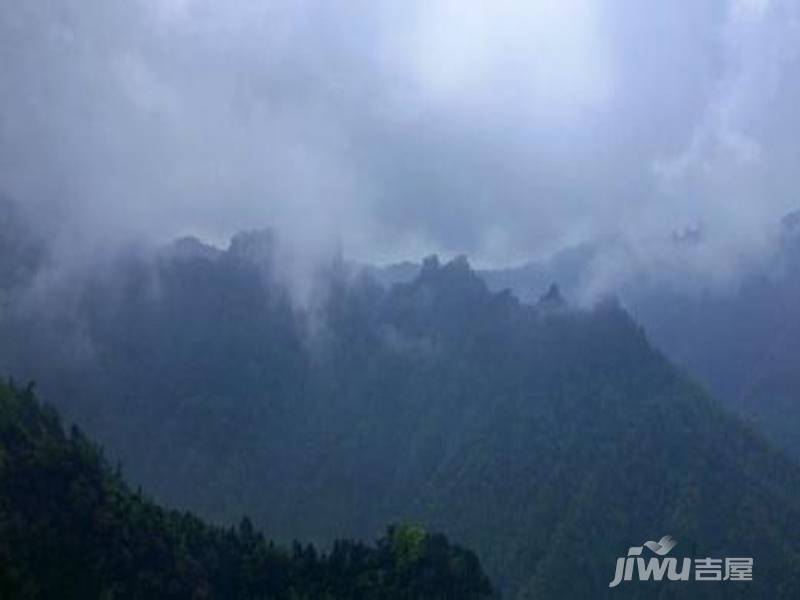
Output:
0,379,493,599
623,222,800,459
369,212,800,459
3,230,800,597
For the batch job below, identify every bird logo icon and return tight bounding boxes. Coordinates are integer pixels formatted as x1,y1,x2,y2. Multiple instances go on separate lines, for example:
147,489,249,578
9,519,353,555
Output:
643,535,678,556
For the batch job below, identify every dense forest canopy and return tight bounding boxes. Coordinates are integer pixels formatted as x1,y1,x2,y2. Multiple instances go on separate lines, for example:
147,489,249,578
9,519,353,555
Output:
3,230,800,597
372,212,800,459
0,379,493,599
4,1,800,598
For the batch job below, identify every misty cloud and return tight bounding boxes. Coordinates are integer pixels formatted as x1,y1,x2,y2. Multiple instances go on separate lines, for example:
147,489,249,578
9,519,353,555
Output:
2,0,800,287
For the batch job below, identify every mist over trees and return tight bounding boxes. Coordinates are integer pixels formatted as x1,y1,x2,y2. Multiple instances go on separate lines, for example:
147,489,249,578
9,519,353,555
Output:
371,210,800,460
3,223,800,598
4,1,800,598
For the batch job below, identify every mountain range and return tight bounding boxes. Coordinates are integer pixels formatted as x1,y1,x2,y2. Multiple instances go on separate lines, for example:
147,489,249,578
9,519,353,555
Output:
3,226,800,597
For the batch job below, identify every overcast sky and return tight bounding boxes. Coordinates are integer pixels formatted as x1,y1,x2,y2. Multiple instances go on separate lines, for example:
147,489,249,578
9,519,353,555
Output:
2,0,800,277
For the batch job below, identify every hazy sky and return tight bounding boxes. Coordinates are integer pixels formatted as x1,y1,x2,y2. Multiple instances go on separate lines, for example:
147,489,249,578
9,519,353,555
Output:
2,0,800,275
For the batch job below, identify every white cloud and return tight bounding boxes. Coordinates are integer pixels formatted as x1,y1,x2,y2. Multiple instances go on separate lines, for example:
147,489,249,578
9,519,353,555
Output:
2,0,800,285
404,0,615,123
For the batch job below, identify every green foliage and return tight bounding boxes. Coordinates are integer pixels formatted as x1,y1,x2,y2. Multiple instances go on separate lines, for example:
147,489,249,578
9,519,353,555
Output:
390,525,427,568
4,238,800,598
0,379,494,599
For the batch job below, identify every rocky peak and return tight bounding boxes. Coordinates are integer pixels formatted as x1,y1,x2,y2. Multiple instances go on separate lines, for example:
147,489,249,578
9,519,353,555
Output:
536,283,566,311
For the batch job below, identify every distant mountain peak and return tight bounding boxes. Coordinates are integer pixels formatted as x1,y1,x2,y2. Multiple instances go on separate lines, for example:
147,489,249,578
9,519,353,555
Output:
537,283,566,310
420,254,441,275
414,254,486,293
671,223,704,245
447,254,471,270
227,229,276,262
781,209,800,232
163,236,221,261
